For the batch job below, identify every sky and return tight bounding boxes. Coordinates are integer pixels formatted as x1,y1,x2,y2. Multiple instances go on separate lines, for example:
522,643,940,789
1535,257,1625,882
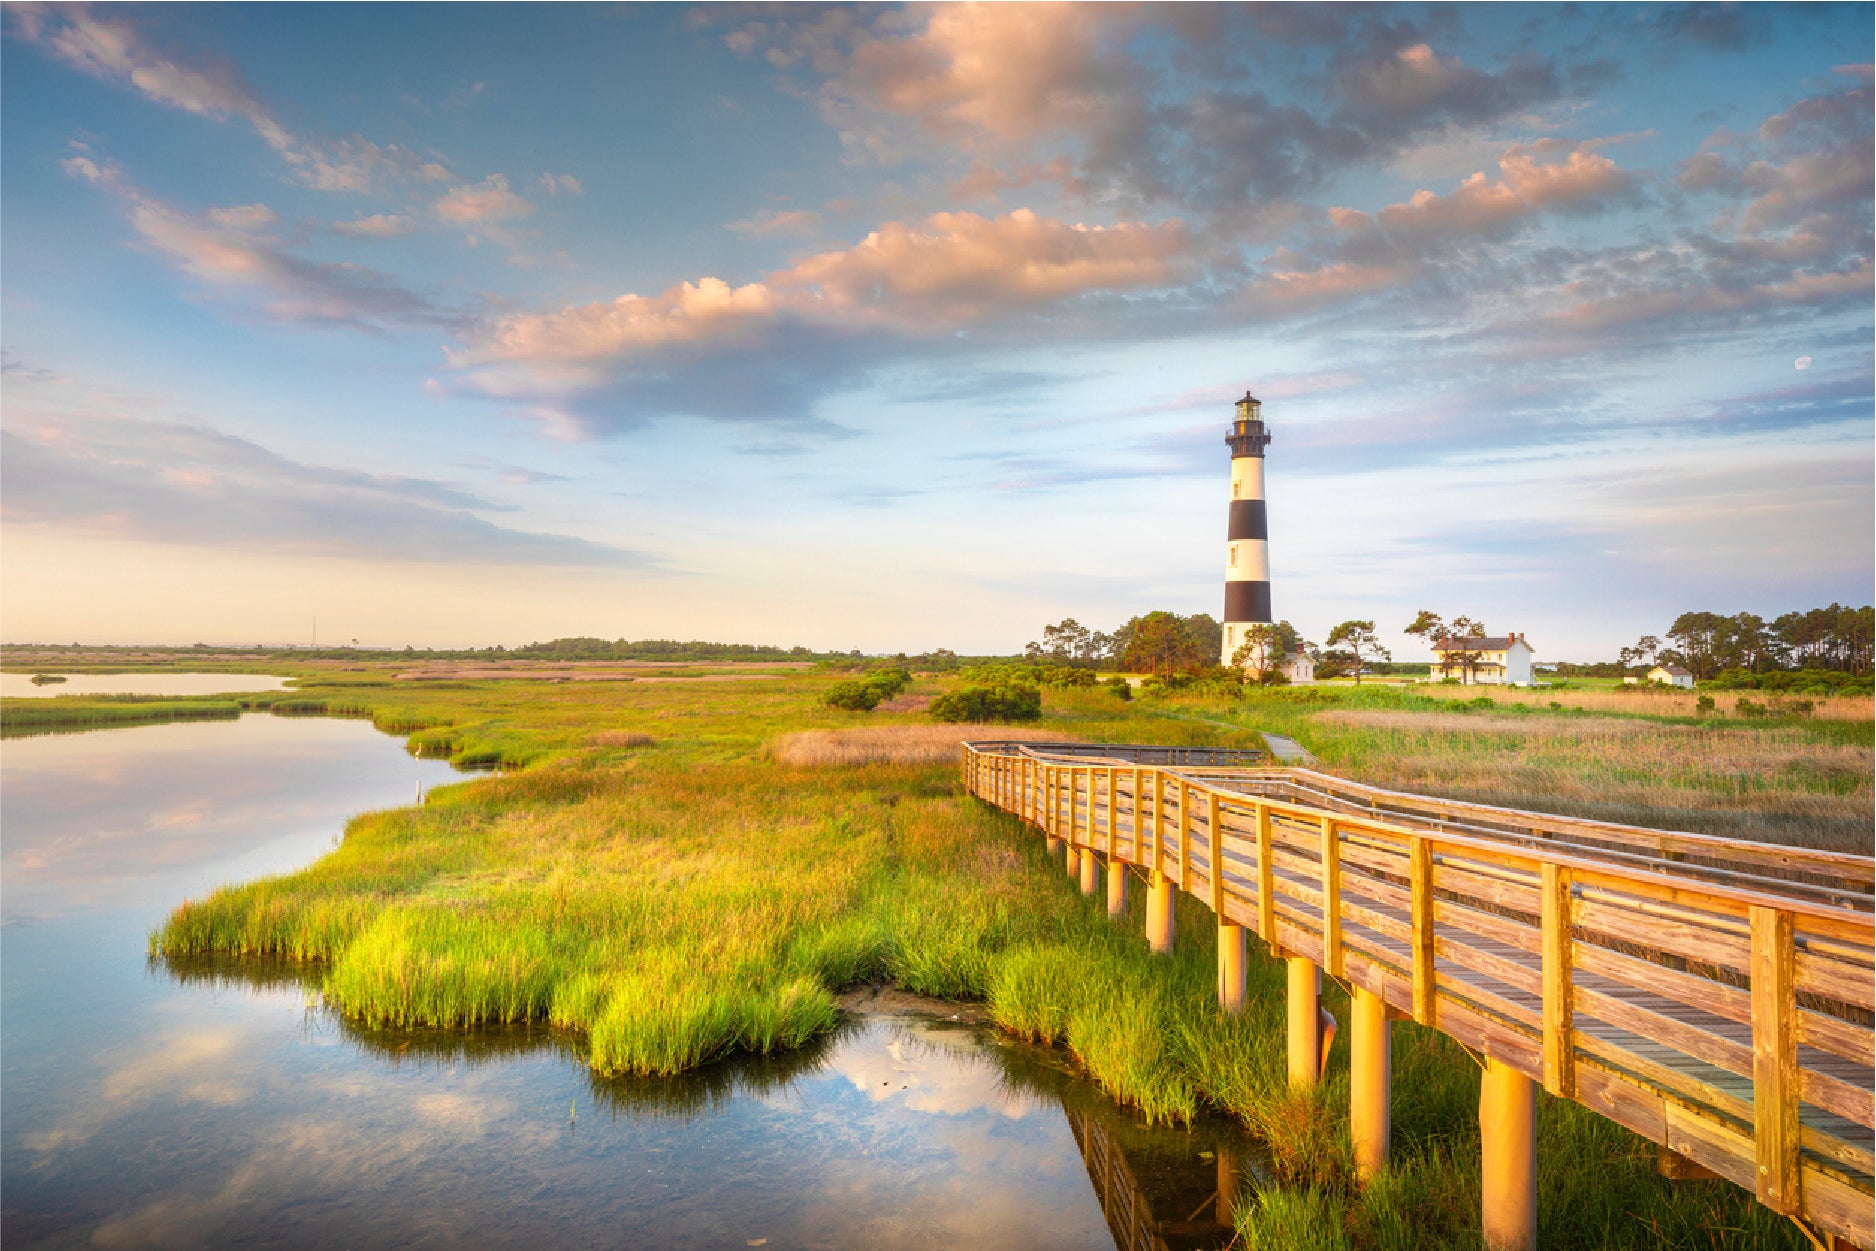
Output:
2,2,1871,660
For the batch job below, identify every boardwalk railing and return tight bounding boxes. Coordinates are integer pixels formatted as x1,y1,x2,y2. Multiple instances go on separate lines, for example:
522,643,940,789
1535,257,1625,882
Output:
962,740,1875,1251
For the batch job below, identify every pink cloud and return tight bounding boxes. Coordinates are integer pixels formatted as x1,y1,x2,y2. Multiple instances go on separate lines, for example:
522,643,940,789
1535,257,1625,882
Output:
64,155,434,329
433,174,533,226
1338,140,1629,241
455,208,1187,375
332,213,416,239
13,4,425,194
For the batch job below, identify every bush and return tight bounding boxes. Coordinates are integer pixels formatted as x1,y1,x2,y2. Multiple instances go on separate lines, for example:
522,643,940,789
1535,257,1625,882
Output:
1694,695,1715,714
823,680,884,711
1733,698,1767,718
863,667,912,700
1104,676,1133,701
929,682,1042,723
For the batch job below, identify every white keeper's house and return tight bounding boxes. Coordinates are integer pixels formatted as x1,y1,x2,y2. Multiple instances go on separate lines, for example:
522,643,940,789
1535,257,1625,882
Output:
1648,663,1695,689
1431,633,1536,685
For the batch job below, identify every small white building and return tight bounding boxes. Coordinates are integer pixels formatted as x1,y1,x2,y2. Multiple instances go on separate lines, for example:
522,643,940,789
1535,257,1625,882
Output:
1279,650,1315,685
1432,633,1536,685
1648,663,1695,689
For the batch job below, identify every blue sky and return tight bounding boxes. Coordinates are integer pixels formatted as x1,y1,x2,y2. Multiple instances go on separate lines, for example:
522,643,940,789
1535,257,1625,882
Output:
3,3,1870,659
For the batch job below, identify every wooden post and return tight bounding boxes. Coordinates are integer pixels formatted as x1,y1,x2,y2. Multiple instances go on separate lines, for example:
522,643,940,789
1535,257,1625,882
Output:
1107,856,1129,919
1750,905,1800,1215
1208,793,1225,913
1256,803,1277,954
1480,1058,1537,1251
1287,956,1320,1088
1079,846,1099,896
1130,767,1144,863
1146,871,1175,955
1350,985,1391,1181
1178,779,1193,892
1151,770,1166,875
1217,918,1247,1013
1045,763,1061,856
1540,862,1575,1099
1410,837,1437,1029
1321,815,1343,978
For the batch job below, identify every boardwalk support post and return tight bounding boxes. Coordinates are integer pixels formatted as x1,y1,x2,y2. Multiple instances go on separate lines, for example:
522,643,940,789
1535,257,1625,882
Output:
1079,847,1099,896
1217,919,1246,1013
1146,872,1176,955
1350,985,1391,1180
1287,957,1321,1088
1106,858,1129,919
1480,1058,1537,1251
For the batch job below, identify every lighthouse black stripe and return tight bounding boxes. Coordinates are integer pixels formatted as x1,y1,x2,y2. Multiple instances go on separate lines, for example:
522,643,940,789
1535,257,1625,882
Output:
1227,499,1267,541
1223,580,1271,623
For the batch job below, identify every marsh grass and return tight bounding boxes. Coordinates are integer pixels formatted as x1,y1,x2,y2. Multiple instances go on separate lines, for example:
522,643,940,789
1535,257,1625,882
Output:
131,660,1838,1250
0,696,242,735
768,723,1079,765
1414,681,1873,722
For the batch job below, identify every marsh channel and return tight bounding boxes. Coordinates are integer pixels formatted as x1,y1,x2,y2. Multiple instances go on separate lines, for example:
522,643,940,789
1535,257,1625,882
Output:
1,702,1258,1249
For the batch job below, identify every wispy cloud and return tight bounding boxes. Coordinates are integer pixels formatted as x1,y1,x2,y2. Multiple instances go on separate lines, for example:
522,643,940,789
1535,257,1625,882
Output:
64,151,443,331
9,3,448,193
2,400,650,568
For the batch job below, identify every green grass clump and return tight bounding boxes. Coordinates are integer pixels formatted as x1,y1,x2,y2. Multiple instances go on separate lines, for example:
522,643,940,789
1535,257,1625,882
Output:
1,696,242,736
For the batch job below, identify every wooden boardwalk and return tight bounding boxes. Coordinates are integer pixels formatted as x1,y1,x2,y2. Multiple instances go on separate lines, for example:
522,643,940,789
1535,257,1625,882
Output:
962,740,1875,1249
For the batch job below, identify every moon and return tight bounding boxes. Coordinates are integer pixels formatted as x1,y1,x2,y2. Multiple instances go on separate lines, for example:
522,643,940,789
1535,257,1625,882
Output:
1795,356,1813,370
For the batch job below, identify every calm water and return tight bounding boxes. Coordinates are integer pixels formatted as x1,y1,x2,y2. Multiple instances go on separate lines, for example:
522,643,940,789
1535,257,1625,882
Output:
1,672,293,699
1,716,1254,1249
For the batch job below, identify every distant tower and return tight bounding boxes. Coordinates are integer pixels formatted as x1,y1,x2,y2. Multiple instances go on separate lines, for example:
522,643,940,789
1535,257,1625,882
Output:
1221,391,1271,667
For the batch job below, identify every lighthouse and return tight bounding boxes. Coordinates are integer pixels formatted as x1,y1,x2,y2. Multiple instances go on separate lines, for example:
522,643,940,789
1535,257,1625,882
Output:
1221,391,1271,667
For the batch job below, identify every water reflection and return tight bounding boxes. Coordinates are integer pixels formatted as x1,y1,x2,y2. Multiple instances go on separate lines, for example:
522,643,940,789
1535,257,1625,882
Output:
3,714,1254,1250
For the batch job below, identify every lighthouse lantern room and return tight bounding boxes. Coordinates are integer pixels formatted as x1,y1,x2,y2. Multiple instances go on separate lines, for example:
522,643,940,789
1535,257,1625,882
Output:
1221,391,1272,667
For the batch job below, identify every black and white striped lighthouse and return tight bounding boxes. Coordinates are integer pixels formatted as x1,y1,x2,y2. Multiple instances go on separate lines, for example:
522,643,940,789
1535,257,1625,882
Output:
1221,391,1271,666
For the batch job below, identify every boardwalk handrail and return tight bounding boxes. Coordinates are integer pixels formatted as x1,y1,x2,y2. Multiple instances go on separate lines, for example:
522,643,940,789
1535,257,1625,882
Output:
962,740,1876,1250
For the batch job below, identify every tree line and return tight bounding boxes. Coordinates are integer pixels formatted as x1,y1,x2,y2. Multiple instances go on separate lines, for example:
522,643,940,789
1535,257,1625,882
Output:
1621,605,1873,681
1025,613,1399,682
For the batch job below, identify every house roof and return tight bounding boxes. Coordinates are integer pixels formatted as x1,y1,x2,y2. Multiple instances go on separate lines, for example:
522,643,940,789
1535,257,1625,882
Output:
1435,636,1529,652
1651,663,1693,677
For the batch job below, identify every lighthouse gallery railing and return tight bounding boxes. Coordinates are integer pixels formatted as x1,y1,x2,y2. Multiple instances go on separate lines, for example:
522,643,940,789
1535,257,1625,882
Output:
961,740,1875,1249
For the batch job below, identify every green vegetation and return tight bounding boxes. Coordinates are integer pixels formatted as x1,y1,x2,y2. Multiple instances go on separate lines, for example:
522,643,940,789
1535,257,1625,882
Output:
1,696,242,735
60,656,1852,1251
929,677,1042,722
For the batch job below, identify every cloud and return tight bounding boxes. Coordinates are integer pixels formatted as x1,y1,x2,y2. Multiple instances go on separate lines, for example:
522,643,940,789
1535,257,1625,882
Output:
433,174,535,246
9,4,438,193
536,173,582,196
449,208,1188,432
65,154,441,331
1,404,649,568
714,6,1587,222
728,208,823,238
332,213,416,239
1341,140,1631,242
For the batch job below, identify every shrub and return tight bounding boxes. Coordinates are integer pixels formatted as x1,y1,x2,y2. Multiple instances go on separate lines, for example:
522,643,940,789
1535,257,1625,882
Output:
1104,675,1133,701
823,680,884,711
929,682,1042,723
1694,695,1715,714
863,667,911,700
1733,698,1767,718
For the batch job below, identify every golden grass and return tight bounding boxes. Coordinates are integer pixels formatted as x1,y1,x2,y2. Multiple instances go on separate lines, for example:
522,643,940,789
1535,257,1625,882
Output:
587,731,655,748
1414,682,1874,720
768,723,1079,766
1306,708,1873,852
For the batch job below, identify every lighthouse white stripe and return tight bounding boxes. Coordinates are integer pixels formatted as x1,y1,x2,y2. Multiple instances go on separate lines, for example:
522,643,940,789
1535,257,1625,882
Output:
1230,458,1266,500
1226,540,1269,581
